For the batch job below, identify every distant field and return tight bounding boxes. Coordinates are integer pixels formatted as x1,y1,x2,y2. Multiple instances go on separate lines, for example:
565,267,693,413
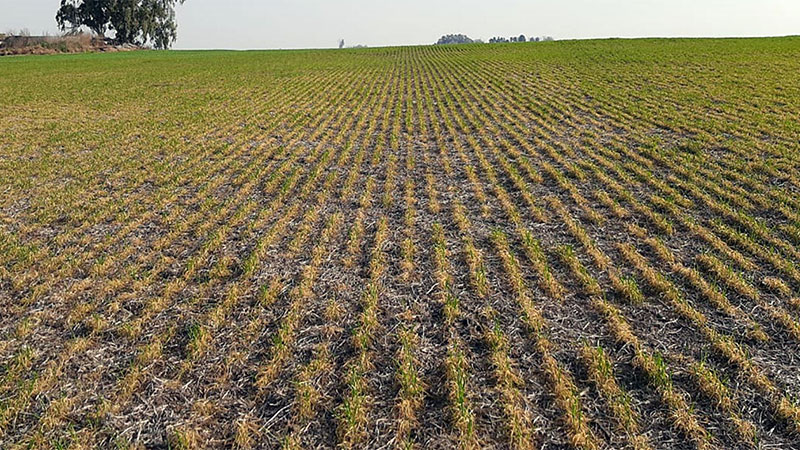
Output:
1,38,800,449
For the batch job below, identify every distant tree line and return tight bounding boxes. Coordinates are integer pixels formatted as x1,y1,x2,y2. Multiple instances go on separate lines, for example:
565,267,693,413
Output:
436,33,554,45
436,34,474,45
337,39,368,49
489,35,554,43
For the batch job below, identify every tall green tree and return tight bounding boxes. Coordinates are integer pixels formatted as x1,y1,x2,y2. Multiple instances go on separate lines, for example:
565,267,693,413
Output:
56,0,186,49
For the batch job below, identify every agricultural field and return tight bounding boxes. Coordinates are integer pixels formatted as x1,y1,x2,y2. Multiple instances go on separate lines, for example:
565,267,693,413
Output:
1,37,800,449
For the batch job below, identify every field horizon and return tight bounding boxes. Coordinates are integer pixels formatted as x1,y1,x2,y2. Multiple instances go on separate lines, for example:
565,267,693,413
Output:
1,37,800,449
3,34,800,55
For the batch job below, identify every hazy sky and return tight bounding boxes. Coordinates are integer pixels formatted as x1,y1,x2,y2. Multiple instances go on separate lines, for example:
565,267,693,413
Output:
1,0,798,49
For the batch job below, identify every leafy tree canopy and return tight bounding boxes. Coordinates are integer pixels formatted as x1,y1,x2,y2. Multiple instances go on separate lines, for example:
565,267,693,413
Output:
56,0,186,49
436,34,474,45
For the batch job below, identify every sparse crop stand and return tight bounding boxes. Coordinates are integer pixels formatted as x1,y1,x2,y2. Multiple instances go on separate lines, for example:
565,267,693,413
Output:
1,38,799,448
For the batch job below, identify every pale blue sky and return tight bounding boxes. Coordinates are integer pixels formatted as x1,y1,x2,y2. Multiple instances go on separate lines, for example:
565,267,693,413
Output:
2,0,798,49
